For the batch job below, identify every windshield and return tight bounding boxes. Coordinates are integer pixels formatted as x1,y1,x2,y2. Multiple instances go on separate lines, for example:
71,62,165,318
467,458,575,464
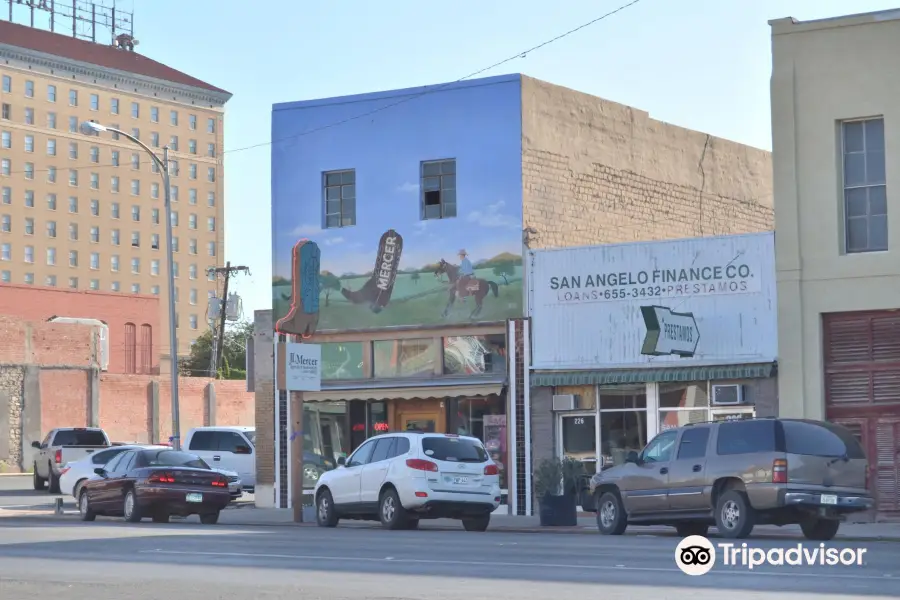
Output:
53,430,108,446
422,437,488,463
245,431,256,447
140,450,210,469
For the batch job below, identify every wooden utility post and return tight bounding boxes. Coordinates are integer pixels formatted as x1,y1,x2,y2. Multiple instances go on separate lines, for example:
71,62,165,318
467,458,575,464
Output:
206,263,249,376
291,379,305,523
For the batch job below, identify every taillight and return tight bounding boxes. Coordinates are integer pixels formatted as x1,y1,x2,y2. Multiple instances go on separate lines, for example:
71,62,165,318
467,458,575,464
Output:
484,464,499,476
773,458,788,484
211,476,227,488
406,458,438,472
54,450,62,464
148,471,176,484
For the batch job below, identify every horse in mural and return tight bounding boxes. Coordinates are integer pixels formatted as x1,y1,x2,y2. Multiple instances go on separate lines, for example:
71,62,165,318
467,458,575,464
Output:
433,259,499,320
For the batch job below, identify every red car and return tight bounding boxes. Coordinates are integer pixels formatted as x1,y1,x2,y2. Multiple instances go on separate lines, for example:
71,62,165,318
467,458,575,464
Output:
78,448,232,524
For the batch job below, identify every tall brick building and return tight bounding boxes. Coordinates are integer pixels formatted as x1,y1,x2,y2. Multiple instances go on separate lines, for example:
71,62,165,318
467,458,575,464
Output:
259,74,773,510
0,19,232,372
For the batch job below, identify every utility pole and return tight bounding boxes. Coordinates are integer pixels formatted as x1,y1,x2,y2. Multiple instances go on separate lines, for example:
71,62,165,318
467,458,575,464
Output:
206,262,250,377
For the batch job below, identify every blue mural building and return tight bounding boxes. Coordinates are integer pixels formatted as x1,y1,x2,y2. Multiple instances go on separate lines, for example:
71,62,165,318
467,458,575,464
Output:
271,74,525,502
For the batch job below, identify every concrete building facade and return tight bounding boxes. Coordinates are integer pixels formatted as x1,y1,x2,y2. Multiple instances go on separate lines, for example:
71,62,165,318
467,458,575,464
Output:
771,9,900,518
0,20,231,368
259,74,773,512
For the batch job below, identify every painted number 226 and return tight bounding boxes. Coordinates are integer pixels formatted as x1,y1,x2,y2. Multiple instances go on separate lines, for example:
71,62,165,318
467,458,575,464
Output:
573,417,585,425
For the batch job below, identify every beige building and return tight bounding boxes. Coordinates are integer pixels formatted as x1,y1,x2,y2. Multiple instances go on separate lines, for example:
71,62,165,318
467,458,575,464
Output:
771,10,900,517
0,20,231,368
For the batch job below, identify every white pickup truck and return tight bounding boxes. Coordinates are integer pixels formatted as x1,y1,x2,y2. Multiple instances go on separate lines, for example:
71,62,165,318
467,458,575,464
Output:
32,428,111,493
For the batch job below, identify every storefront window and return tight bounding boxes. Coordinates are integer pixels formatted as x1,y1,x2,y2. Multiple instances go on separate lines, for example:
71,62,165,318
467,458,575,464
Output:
373,338,436,378
560,414,596,474
368,401,389,436
556,385,596,410
321,342,364,380
449,396,507,489
659,382,710,432
303,402,349,488
443,334,506,375
599,385,648,466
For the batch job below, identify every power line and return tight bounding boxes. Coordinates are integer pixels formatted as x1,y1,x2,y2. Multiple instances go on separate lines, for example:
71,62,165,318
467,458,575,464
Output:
1,0,644,178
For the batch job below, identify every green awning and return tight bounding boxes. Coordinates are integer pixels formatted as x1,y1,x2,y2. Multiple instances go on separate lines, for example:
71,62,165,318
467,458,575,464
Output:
531,362,777,387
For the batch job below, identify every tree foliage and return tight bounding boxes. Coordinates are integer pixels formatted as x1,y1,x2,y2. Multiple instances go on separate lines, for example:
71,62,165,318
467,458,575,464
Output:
493,261,515,284
180,320,253,379
319,272,341,305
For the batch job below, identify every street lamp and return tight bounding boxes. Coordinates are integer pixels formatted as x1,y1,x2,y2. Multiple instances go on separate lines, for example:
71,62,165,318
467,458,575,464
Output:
81,120,182,450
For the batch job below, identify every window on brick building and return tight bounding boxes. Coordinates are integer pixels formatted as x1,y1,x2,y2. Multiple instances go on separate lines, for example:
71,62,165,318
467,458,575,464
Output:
420,159,456,220
124,322,137,374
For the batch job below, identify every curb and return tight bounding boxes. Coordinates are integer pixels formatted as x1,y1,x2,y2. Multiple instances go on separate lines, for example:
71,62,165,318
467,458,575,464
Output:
0,473,28,477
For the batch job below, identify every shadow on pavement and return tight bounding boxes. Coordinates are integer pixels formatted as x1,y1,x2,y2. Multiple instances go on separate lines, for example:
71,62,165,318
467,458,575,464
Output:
0,517,897,596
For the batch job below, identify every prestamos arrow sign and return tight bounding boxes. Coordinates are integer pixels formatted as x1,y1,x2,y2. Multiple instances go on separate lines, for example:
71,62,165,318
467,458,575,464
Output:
640,305,700,357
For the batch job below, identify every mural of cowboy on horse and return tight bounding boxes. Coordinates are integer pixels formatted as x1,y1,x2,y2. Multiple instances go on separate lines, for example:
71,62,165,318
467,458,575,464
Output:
433,249,499,320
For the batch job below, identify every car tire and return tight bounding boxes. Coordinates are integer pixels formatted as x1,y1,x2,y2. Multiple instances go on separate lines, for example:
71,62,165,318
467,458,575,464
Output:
123,489,143,523
378,488,408,530
73,479,87,501
48,464,61,494
596,491,628,535
675,522,709,538
32,466,46,491
800,517,840,541
316,489,339,528
78,489,96,522
200,512,220,525
715,490,755,539
152,513,170,524
462,516,490,532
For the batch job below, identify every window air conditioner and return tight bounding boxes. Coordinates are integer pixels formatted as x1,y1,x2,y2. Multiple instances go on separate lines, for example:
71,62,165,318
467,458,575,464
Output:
552,394,579,411
712,384,743,406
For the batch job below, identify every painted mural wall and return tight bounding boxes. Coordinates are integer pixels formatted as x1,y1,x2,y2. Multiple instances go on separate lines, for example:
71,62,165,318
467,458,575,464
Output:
271,75,524,331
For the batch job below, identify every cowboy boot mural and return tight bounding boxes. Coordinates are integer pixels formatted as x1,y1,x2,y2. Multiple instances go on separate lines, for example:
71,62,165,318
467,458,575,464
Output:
275,239,321,336
340,229,404,313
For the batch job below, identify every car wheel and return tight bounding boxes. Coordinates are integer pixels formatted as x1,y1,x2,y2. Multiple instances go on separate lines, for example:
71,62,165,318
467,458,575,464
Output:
123,489,143,523
32,466,46,491
596,491,628,535
200,512,220,525
316,489,339,528
462,516,490,532
303,464,321,486
48,464,61,494
379,488,408,530
78,489,96,522
715,490,755,539
800,517,840,541
152,513,170,524
73,479,87,501
675,522,709,538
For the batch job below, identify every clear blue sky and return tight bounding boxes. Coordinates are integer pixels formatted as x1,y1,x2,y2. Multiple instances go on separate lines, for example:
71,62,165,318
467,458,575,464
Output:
126,0,893,319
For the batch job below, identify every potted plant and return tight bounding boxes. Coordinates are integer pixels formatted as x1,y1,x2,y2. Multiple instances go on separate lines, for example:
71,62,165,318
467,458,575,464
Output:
534,457,585,526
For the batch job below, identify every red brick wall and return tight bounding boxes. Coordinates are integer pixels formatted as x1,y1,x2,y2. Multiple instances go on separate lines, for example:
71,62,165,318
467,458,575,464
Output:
216,381,254,426
99,374,152,443
0,283,159,374
0,316,97,366
40,370,90,434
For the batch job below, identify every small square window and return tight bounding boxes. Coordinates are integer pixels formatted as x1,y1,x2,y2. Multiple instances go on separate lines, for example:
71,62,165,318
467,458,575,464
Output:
131,102,140,118
323,169,356,228
90,94,99,111
111,98,119,114
68,89,78,106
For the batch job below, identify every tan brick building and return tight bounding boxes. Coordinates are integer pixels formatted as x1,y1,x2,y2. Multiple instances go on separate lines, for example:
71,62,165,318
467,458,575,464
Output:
0,20,232,370
257,74,773,511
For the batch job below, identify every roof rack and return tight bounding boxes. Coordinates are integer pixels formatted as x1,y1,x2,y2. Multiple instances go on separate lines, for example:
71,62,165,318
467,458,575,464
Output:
683,416,775,427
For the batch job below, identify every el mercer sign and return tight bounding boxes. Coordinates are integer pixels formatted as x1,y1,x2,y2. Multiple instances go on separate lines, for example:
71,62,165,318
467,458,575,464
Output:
549,263,756,304
285,343,322,392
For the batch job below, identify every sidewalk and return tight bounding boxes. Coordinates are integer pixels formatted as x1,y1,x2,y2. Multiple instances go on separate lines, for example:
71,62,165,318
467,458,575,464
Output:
214,506,900,541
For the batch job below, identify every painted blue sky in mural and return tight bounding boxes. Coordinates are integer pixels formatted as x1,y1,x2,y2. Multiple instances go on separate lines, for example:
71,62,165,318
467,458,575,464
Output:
271,74,523,280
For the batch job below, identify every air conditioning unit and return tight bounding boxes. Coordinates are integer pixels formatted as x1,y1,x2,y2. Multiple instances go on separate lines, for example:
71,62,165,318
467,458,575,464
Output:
552,394,579,411
712,384,743,406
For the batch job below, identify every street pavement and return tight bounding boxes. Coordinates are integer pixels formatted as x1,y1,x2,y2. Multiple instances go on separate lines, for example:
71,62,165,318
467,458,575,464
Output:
3,474,900,599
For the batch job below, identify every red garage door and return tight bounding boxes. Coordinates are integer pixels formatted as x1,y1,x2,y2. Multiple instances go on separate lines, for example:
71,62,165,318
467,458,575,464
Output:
824,311,900,517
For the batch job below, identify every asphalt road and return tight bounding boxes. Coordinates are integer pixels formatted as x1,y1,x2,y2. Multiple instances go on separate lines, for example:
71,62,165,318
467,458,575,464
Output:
2,475,900,599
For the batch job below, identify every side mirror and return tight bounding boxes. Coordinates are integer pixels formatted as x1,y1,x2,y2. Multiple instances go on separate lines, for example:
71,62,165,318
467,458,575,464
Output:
625,451,640,464
234,445,252,455
93,468,106,477
31,441,41,449
337,456,346,466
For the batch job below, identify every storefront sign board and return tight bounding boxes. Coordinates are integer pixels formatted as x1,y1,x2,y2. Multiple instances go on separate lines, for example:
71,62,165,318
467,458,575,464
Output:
285,343,322,392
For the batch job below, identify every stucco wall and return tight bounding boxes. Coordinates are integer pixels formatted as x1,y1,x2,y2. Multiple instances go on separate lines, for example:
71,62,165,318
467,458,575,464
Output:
771,14,900,420
520,76,773,250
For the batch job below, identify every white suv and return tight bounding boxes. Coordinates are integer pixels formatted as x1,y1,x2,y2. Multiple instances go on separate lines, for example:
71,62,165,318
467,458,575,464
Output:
314,432,501,531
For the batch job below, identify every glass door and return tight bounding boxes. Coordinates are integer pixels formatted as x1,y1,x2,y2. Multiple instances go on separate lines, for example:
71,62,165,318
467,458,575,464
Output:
557,412,598,474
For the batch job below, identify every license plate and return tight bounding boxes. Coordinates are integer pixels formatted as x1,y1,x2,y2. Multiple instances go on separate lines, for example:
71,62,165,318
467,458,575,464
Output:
452,476,469,484
186,493,203,503
821,494,838,505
